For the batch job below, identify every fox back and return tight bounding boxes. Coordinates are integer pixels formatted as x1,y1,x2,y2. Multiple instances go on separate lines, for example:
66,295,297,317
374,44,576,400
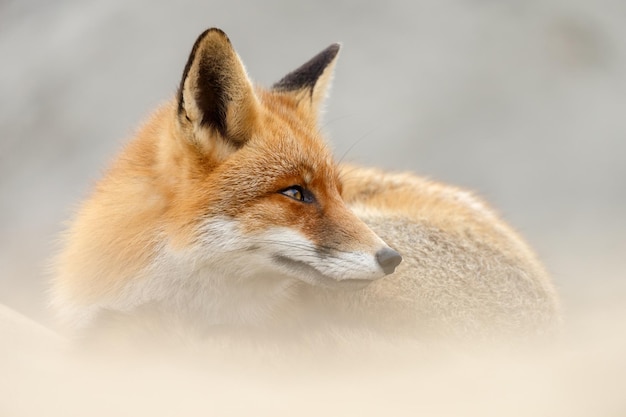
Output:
51,28,560,344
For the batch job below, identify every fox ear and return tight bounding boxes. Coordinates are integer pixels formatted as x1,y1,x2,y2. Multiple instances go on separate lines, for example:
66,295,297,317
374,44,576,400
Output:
272,43,340,121
177,28,259,147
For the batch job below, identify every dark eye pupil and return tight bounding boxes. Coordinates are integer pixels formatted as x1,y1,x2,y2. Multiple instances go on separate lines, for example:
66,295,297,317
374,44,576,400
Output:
280,185,311,202
287,187,303,201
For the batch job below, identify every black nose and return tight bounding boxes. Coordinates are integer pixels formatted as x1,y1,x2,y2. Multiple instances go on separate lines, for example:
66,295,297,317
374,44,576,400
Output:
376,247,402,275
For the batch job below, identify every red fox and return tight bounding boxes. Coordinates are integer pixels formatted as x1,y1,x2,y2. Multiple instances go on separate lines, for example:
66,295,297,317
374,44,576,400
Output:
51,28,560,343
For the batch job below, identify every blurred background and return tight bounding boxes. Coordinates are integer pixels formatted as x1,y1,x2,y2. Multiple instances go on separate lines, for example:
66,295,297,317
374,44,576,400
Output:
0,0,624,327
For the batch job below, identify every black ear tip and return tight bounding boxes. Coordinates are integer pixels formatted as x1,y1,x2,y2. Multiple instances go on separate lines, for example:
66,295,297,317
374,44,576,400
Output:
273,42,342,92
317,42,341,66
327,43,341,57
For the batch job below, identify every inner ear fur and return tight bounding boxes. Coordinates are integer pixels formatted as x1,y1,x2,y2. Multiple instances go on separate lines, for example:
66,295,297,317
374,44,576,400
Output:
273,43,341,121
177,28,259,147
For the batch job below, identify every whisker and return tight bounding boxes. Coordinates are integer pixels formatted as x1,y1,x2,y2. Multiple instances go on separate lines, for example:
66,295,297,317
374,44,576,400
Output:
249,238,336,254
193,239,370,271
337,126,380,166
338,164,365,184
319,113,356,131
250,238,342,253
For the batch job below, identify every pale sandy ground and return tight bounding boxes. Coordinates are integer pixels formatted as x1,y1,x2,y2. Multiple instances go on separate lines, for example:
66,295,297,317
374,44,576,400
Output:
2,302,626,417
1,0,625,415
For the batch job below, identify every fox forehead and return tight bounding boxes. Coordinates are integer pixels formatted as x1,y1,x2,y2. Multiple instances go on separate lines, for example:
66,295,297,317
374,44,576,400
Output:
228,92,339,185
218,131,339,193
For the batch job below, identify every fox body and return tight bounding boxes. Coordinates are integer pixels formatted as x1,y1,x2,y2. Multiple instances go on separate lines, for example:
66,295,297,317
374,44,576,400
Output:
51,29,560,343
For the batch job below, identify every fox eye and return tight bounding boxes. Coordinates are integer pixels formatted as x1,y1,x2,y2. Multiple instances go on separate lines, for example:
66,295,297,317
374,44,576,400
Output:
279,185,315,204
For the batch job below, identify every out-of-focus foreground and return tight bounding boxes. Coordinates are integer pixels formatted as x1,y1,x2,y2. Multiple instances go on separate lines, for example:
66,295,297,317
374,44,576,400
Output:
1,0,624,415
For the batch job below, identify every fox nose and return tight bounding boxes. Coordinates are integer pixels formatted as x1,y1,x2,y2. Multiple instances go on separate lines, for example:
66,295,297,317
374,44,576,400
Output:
376,247,402,275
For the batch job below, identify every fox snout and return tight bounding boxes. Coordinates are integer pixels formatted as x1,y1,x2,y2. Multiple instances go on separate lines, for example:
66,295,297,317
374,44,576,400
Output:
376,247,402,275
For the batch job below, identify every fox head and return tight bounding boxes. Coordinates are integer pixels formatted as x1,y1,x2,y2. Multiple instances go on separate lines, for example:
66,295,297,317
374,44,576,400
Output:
173,28,402,287
53,28,401,329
